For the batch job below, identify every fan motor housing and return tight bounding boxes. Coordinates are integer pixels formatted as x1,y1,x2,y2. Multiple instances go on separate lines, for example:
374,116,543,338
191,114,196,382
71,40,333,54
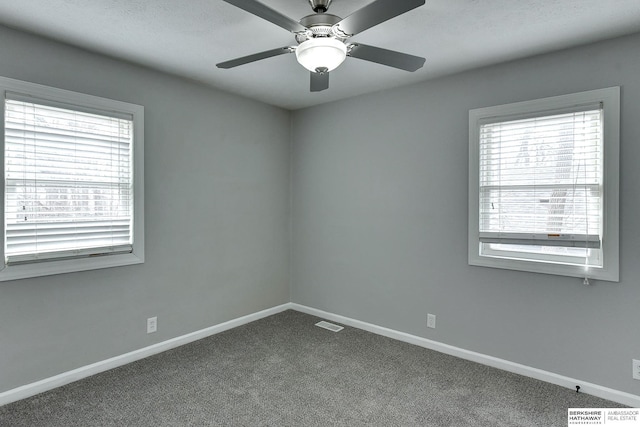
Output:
297,14,344,43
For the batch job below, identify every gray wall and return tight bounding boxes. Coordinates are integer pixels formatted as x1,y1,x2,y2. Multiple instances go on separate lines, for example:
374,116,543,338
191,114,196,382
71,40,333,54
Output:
0,26,291,393
291,32,640,395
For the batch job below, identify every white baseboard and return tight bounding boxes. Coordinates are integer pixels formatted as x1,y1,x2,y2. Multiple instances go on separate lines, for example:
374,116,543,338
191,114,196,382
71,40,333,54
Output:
291,303,640,408
3,302,638,408
0,303,293,407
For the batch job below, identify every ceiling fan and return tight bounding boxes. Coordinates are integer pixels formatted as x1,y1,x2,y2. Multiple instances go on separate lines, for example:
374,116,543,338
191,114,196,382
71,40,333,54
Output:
217,0,426,92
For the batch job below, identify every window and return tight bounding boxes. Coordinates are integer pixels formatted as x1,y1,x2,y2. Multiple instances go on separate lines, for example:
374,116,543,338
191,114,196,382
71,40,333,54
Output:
468,87,619,281
0,76,144,281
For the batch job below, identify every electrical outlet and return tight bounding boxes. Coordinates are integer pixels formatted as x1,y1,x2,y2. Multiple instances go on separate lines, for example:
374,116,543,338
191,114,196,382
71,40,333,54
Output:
427,313,436,329
633,359,640,380
147,316,157,334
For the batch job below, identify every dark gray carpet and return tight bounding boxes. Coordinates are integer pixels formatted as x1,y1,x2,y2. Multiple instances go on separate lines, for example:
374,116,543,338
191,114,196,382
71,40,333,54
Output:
0,310,624,426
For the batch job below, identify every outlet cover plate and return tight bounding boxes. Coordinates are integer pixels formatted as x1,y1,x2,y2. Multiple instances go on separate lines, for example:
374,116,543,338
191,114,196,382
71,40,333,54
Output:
147,316,157,334
427,313,436,329
633,359,640,380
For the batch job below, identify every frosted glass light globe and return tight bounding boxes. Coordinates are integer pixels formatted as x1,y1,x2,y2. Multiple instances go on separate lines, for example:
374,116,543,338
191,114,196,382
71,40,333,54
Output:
295,38,347,73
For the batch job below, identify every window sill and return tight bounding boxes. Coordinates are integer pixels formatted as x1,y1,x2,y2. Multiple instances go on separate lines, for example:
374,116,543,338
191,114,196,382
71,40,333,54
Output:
468,251,618,282
0,251,144,281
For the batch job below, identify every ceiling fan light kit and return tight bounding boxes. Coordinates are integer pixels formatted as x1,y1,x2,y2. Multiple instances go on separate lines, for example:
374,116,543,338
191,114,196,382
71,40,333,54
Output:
295,38,347,73
217,0,426,92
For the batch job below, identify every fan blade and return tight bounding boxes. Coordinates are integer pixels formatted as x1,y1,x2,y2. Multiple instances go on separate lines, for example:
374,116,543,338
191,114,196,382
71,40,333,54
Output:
333,0,425,37
310,71,329,92
217,47,293,69
223,0,308,33
348,43,425,72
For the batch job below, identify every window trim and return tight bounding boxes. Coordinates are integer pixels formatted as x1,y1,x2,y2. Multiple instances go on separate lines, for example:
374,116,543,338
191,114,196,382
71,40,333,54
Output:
0,76,144,281
468,87,619,282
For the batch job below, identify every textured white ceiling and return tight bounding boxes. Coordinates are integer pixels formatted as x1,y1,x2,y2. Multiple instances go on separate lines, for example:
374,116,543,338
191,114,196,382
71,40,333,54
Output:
0,0,639,110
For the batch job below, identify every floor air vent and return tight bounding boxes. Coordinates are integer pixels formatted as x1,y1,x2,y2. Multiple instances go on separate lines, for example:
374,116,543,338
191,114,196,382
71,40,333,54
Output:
315,320,344,332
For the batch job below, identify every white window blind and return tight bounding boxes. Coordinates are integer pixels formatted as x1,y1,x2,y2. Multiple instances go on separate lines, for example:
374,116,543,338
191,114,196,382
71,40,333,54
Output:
478,105,603,265
4,95,134,265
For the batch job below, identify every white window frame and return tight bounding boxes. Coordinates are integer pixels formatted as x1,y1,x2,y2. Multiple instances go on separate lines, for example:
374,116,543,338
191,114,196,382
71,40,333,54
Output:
0,76,144,281
468,87,619,282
